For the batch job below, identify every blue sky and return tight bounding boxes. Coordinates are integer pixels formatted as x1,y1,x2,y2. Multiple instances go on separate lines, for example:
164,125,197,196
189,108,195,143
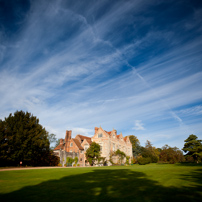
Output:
0,0,202,149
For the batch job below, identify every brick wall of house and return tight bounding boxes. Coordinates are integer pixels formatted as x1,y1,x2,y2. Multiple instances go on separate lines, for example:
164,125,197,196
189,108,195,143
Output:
68,139,78,152
92,127,133,163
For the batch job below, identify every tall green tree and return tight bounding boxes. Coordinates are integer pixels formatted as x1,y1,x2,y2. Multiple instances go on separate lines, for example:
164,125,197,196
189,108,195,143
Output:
137,140,159,164
145,140,160,162
145,140,153,151
85,142,101,166
182,134,202,163
129,135,141,157
0,111,50,166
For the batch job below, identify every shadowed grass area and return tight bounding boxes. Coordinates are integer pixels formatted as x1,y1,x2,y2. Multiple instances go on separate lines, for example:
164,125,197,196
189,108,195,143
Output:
0,164,202,202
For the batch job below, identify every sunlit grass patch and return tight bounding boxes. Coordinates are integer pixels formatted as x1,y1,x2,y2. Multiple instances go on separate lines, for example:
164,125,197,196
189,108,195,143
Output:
0,164,202,202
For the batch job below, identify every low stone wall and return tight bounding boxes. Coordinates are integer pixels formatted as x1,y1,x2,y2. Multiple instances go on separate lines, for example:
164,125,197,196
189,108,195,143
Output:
58,150,80,166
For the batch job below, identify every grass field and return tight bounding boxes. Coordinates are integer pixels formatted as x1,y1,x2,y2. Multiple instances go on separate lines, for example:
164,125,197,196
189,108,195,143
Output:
0,163,201,202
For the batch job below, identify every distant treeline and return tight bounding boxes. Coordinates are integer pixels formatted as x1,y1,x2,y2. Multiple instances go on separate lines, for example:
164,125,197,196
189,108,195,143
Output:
129,134,202,165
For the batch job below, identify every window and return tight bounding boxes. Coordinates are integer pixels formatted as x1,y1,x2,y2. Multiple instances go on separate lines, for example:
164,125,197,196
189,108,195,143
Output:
70,143,73,147
70,150,72,152
98,143,103,152
80,158,82,161
113,134,115,138
98,133,103,138
80,150,83,154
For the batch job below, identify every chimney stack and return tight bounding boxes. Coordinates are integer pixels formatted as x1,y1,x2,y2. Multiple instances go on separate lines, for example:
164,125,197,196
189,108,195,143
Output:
65,130,72,142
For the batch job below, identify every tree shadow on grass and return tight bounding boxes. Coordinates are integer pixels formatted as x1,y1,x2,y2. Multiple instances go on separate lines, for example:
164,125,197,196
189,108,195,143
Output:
0,169,201,202
176,162,202,167
180,168,202,185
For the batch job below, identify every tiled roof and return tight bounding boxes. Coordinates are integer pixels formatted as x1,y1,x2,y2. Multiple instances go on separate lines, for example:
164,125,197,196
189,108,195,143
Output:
117,135,120,138
86,139,92,145
104,130,112,135
77,134,91,140
124,136,127,142
73,138,84,150
54,144,64,150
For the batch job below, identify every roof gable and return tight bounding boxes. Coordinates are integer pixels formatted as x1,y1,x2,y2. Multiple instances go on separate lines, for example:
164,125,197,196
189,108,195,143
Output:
105,130,111,135
96,127,111,138
117,133,124,141
72,138,84,150
111,132,118,139
75,134,91,143
126,136,132,144
81,138,92,147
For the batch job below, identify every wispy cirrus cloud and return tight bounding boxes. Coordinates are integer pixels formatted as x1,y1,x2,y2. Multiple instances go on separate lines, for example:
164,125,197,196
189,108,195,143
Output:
177,106,202,116
0,0,202,148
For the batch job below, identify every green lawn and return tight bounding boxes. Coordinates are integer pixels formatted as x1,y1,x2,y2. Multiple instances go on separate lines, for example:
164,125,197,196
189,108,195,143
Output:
0,163,201,202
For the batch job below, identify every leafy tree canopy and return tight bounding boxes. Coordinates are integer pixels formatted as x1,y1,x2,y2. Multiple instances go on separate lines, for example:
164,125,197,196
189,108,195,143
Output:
129,135,141,157
182,134,202,163
0,110,51,166
85,142,101,166
48,133,57,144
48,133,59,150
145,140,153,151
159,144,184,164
138,140,159,163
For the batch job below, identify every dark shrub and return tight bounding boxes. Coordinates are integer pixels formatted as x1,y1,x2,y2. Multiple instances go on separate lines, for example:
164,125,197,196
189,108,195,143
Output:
138,157,151,165
185,156,195,162
151,155,158,163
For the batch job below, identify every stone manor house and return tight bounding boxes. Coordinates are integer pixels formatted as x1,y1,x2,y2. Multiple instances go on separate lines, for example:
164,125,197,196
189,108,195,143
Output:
53,126,133,166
